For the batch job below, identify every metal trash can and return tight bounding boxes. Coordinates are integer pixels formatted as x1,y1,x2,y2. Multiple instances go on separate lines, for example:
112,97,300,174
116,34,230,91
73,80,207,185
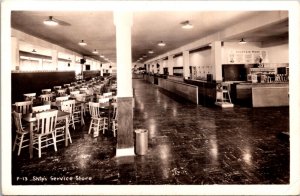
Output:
135,129,148,155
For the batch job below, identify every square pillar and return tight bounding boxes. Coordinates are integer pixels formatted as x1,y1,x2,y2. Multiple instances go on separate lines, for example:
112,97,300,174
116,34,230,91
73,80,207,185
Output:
211,41,222,82
51,50,58,71
11,37,19,71
183,50,190,79
167,55,174,75
114,11,135,157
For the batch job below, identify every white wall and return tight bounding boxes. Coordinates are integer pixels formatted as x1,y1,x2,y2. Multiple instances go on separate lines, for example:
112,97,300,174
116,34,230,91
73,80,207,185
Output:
189,49,211,66
264,43,288,63
173,56,183,67
11,28,102,72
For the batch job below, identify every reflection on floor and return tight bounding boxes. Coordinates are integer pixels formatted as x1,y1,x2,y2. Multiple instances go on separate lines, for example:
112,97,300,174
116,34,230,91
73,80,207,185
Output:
12,79,289,185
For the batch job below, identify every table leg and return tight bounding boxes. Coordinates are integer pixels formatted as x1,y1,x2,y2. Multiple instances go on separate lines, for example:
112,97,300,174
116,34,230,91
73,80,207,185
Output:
65,116,69,147
29,122,33,159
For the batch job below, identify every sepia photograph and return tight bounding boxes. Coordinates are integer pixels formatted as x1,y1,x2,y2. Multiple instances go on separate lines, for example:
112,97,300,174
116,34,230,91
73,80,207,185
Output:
1,0,300,195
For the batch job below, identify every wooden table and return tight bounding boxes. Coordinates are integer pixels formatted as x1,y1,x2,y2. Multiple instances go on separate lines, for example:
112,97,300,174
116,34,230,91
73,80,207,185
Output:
23,110,70,159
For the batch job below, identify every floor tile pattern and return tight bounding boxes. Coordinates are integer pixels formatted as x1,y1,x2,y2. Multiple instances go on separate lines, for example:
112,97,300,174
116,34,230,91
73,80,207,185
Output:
12,79,289,185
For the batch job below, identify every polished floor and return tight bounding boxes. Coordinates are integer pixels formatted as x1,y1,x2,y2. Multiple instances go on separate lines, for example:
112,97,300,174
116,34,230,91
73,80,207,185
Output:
12,78,289,185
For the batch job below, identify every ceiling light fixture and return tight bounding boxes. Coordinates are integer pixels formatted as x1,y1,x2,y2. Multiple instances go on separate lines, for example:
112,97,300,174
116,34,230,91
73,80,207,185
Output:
32,49,37,53
143,55,147,58
92,49,98,54
100,54,104,58
181,20,193,29
148,50,154,54
158,41,166,47
239,38,247,44
78,40,87,46
43,16,58,26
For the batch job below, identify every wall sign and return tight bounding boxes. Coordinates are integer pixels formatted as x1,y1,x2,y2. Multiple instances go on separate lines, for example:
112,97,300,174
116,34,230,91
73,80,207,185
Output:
228,50,267,64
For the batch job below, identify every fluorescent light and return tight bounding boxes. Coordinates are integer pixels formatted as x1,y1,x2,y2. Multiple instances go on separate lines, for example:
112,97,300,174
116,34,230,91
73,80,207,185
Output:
92,49,98,54
143,55,147,58
78,40,87,46
148,50,154,54
181,20,193,29
158,41,166,47
100,54,104,58
43,16,58,26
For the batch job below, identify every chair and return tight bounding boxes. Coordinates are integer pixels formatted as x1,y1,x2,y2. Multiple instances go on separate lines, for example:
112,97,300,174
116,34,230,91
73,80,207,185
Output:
33,110,58,158
68,86,75,92
216,82,232,103
41,89,52,94
88,102,108,136
39,94,54,104
93,85,102,94
112,96,117,103
12,111,30,156
111,103,117,137
53,86,62,90
60,100,76,130
74,93,86,121
86,88,94,96
23,93,36,101
55,112,73,145
14,101,32,114
32,104,51,113
56,89,67,97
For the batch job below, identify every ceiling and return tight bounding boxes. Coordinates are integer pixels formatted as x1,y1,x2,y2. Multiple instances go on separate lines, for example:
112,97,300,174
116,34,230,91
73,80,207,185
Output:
11,11,288,64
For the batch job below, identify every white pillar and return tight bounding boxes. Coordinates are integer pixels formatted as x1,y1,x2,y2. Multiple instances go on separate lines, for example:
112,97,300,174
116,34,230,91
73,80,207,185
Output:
114,11,135,157
51,50,58,71
183,50,190,79
71,55,76,70
100,63,104,76
11,37,19,71
158,60,163,74
114,11,133,97
211,41,222,82
167,55,174,75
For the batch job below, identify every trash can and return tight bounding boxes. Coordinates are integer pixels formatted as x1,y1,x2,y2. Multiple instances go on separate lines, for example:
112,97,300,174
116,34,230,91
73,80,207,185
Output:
135,129,148,155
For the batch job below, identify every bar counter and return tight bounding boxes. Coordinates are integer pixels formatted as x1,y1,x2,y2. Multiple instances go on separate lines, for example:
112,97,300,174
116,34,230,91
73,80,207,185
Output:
158,78,198,104
234,82,289,107
184,79,216,106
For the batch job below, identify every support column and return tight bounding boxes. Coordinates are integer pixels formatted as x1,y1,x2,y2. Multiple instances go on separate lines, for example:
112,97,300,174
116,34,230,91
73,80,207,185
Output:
11,37,19,71
71,54,76,70
183,51,190,79
158,60,163,74
211,41,222,82
51,50,58,71
114,11,135,157
167,55,174,75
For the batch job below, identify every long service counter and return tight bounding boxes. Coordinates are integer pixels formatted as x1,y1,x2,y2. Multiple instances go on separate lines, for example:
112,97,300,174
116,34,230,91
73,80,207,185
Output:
158,78,198,104
142,74,289,107
235,82,289,107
